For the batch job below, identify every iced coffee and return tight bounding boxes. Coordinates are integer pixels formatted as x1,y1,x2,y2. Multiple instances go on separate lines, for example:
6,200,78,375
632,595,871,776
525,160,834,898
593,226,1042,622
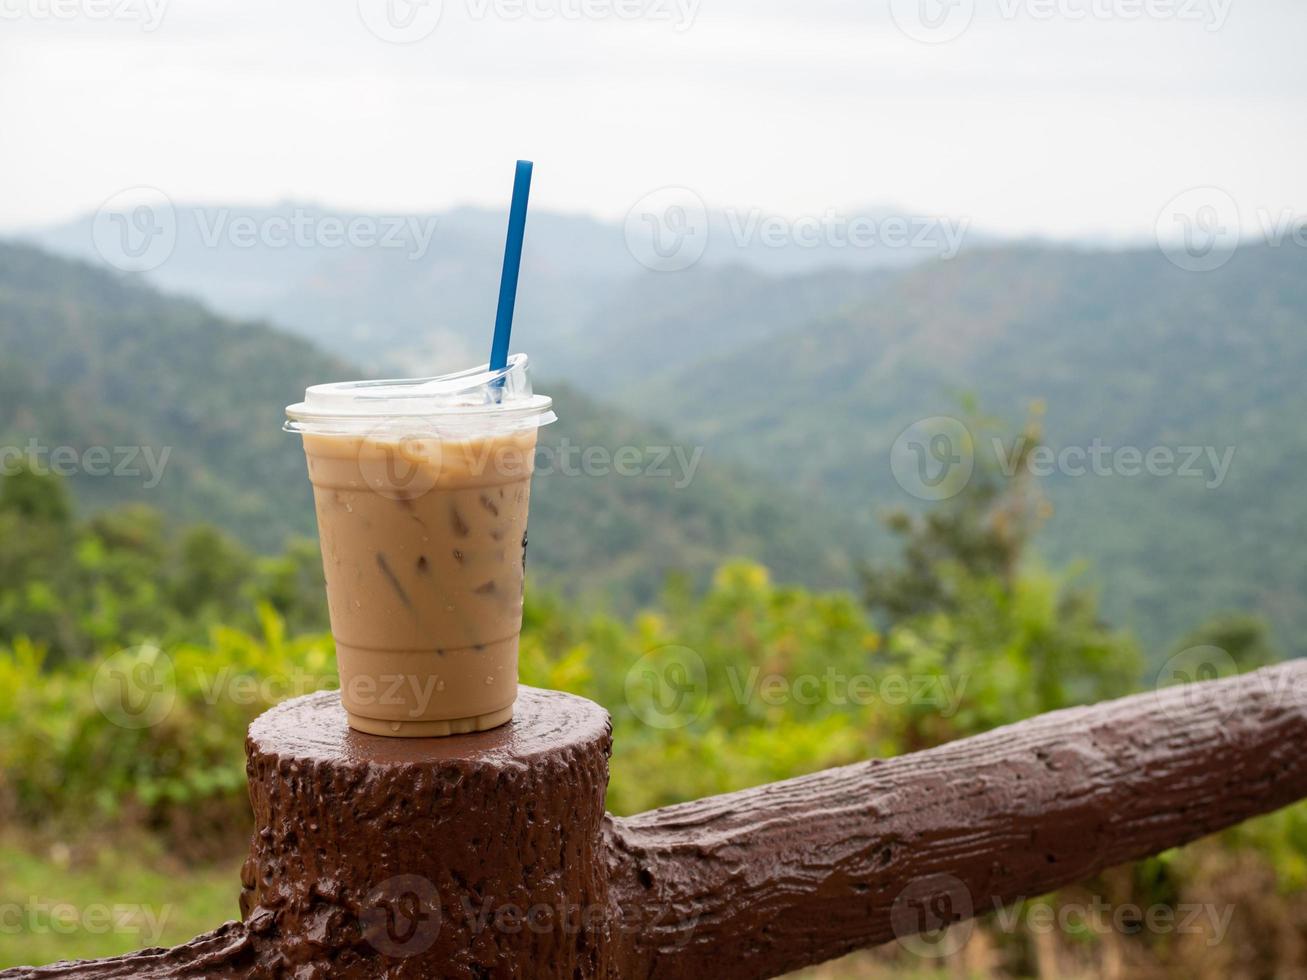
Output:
286,356,553,737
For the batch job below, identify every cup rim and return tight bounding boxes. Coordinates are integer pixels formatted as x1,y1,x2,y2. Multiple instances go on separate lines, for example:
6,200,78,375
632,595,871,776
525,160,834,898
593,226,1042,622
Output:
285,353,553,431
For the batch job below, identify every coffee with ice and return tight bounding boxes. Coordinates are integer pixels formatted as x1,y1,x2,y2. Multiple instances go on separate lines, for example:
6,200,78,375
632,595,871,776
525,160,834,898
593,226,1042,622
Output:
286,355,553,737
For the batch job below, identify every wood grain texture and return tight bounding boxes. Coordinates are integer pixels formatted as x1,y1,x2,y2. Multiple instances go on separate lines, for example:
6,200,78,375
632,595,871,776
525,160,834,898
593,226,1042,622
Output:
603,660,1307,979
5,662,1305,979
3,687,614,980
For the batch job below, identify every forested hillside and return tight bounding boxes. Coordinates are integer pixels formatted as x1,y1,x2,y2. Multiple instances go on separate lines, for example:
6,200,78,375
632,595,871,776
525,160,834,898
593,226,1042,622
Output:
0,242,860,605
637,243,1307,654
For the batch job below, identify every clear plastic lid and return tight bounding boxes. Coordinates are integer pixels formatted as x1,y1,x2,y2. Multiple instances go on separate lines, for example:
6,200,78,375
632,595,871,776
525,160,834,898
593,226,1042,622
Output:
285,353,555,433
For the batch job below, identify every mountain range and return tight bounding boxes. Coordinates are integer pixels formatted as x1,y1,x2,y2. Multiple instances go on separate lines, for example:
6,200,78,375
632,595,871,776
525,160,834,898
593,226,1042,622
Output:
22,202,969,382
635,242,1307,654
0,241,859,607
13,203,1307,659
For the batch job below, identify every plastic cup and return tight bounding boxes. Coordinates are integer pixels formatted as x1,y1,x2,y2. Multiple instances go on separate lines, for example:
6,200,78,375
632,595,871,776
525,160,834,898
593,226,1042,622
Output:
285,354,554,737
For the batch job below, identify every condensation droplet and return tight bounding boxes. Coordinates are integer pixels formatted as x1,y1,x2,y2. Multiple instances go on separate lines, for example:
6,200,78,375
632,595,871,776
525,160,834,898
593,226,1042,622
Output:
484,676,494,686
437,680,446,692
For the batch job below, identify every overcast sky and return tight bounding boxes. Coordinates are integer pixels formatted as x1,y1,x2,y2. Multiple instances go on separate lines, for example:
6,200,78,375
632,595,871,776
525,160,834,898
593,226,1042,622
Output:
2,0,1304,239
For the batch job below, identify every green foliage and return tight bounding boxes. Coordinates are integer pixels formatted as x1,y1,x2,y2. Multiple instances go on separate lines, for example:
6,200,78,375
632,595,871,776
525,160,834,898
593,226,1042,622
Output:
638,243,1307,657
0,462,326,664
863,405,1047,622
864,405,1141,745
0,240,859,609
522,561,883,813
0,613,335,834
0,833,240,968
1170,613,1284,672
0,307,1302,972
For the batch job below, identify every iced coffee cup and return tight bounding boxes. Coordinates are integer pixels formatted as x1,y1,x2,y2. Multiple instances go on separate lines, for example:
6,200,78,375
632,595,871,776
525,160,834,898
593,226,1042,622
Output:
285,354,554,737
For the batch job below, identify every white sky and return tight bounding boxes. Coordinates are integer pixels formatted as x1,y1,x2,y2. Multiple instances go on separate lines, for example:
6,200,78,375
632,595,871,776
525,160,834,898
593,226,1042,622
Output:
1,0,1304,238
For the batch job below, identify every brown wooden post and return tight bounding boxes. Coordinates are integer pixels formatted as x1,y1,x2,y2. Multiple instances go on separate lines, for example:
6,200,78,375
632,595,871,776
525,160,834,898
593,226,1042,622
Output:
5,661,1307,979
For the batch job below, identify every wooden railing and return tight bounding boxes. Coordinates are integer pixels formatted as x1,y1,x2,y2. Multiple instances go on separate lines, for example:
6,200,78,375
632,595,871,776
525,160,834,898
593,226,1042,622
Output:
5,660,1306,979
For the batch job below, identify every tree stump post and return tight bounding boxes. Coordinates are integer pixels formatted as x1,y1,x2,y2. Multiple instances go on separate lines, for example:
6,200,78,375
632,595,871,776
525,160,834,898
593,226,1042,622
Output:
6,661,1307,979
240,687,615,978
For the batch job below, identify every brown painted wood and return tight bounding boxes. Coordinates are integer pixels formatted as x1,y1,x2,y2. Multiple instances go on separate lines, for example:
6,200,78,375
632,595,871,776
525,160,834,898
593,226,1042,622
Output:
6,662,1306,979
604,659,1307,978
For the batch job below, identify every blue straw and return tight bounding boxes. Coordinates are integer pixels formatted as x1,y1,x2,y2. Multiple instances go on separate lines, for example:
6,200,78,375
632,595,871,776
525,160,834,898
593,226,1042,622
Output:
490,160,534,376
